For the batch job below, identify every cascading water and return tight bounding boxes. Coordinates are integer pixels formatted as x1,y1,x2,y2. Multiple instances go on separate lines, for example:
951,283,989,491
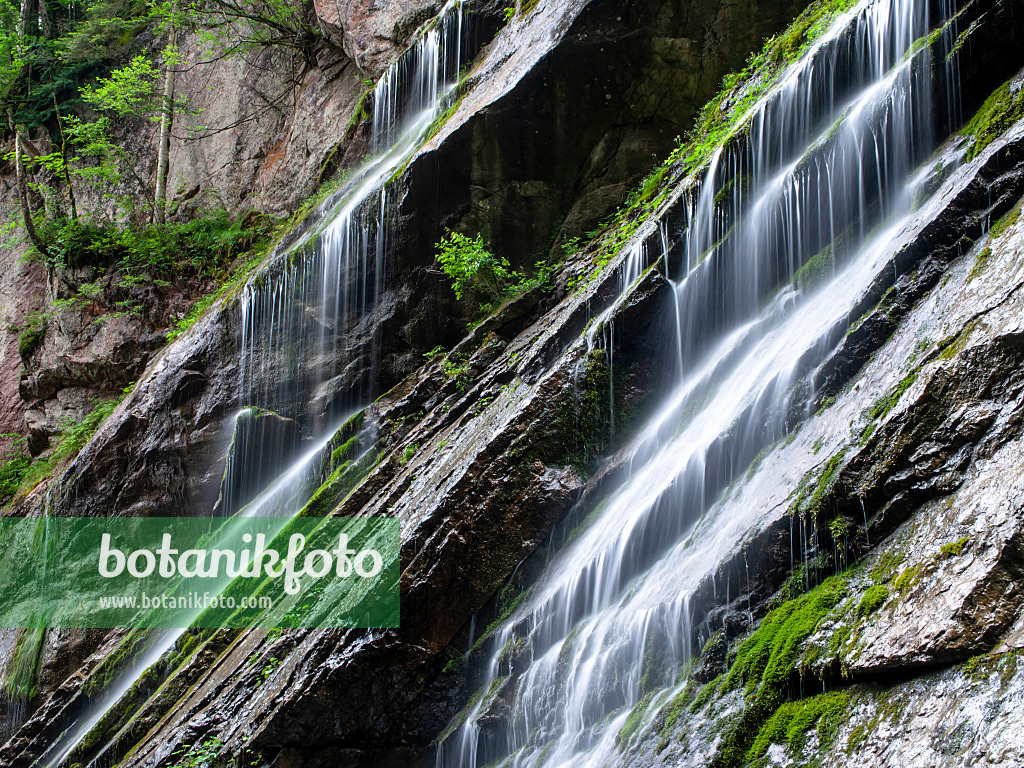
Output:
30,6,476,767
238,2,470,429
437,0,960,765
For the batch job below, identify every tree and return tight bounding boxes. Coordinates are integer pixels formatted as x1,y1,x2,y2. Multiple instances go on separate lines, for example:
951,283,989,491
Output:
153,0,178,225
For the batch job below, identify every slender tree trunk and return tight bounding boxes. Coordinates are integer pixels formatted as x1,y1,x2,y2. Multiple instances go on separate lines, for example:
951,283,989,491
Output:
18,0,30,37
153,3,178,226
10,119,51,260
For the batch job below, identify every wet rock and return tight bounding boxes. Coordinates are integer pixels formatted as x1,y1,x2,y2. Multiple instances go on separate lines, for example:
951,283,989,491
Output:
213,408,307,515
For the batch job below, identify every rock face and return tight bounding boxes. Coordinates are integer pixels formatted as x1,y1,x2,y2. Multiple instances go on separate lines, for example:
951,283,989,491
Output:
4,0,1024,767
313,0,441,75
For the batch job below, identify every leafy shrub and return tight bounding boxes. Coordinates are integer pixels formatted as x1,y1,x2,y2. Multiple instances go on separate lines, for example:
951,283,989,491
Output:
37,210,271,278
435,231,518,303
0,438,32,504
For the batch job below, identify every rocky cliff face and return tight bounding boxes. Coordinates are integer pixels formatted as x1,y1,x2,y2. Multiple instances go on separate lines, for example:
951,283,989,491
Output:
3,0,1024,767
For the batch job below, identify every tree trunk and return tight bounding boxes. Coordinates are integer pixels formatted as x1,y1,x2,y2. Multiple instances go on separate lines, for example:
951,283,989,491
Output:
153,6,179,226
11,120,51,261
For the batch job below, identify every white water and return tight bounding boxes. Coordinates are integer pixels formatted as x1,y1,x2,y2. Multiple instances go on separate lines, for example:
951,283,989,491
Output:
438,0,956,766
238,2,468,428
29,5,474,767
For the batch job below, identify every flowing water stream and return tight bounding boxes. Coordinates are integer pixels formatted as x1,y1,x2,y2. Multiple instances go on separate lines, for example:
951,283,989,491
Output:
437,0,960,765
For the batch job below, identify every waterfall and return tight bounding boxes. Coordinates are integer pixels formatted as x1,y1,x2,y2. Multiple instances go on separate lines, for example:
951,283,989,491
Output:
30,6,475,767
238,2,470,429
437,0,957,765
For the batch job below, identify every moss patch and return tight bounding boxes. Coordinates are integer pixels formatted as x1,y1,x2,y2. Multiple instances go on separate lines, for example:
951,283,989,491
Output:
713,577,847,767
856,585,888,618
746,690,850,762
789,447,848,518
940,537,970,558
962,78,1024,160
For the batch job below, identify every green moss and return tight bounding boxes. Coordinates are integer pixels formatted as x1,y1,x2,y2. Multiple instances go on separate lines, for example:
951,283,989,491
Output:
991,201,1022,240
726,577,847,701
3,628,45,699
937,320,978,361
691,674,724,713
961,79,1024,160
330,435,360,466
866,370,919,422
789,448,847,518
617,691,656,750
794,243,834,292
940,537,970,558
746,691,850,762
588,0,861,267
968,247,992,281
856,585,888,618
712,577,848,766
892,564,922,594
661,682,698,735
17,314,46,360
537,348,616,473
298,446,377,517
869,550,904,584
963,653,988,681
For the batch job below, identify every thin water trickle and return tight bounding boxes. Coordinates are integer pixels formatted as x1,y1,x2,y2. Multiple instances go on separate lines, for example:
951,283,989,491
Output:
437,0,959,765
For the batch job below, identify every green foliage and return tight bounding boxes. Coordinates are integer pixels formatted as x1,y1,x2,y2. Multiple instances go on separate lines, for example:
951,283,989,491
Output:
436,231,520,304
81,55,160,117
962,79,1024,161
991,202,1022,240
827,515,849,541
54,396,122,464
258,656,281,683
424,345,446,359
11,392,127,501
37,208,268,276
17,312,47,360
940,537,970,558
399,442,420,467
713,576,847,767
856,585,888,618
746,691,850,762
0,437,32,505
442,358,471,390
170,738,223,768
